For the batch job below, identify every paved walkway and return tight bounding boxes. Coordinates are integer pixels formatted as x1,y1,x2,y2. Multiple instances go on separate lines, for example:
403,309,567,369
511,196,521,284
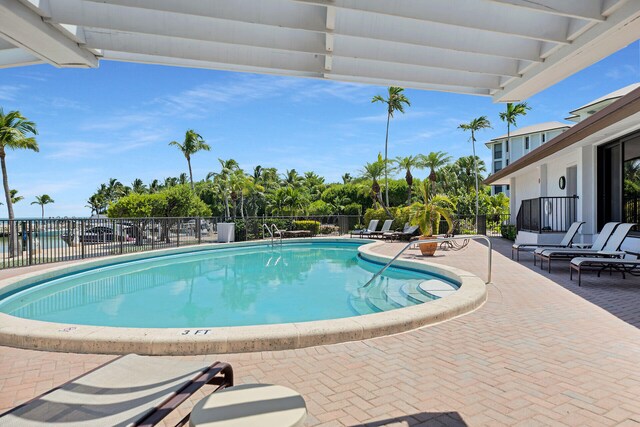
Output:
0,238,639,426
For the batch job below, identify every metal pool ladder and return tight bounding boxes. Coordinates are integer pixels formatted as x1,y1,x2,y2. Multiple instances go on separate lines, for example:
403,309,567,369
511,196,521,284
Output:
362,235,492,288
263,223,283,247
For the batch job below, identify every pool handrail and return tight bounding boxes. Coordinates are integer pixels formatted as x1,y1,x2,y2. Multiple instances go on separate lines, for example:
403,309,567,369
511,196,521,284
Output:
362,235,492,287
263,223,274,246
271,224,283,245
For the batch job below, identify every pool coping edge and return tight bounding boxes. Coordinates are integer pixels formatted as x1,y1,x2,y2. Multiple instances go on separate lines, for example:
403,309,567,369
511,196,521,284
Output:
0,238,487,355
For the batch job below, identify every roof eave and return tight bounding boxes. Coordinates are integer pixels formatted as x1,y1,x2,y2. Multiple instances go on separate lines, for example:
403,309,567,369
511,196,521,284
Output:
484,86,640,185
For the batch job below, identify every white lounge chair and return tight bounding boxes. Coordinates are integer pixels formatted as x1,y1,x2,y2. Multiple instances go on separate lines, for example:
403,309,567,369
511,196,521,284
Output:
367,219,394,238
535,223,635,273
511,221,585,261
570,252,640,286
350,219,379,238
0,354,233,426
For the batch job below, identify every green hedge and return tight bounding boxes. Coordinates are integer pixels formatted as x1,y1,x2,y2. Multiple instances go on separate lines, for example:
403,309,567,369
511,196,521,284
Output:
501,224,517,241
363,207,412,231
292,220,320,235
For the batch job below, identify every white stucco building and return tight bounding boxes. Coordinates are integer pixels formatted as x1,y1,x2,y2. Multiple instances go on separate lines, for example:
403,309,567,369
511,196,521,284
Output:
486,122,573,196
485,84,640,252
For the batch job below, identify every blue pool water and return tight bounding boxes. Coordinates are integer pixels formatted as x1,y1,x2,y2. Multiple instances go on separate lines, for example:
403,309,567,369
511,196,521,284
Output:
0,242,459,328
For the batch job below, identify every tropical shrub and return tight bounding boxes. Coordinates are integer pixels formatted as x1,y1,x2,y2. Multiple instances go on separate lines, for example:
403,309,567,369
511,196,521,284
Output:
308,200,332,216
501,224,517,241
292,220,321,235
342,203,362,216
364,207,411,230
320,225,337,235
409,182,455,236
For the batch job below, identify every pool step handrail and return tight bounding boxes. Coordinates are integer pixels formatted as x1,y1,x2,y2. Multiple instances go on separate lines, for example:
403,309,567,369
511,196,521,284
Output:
362,235,492,287
271,224,283,246
263,223,274,246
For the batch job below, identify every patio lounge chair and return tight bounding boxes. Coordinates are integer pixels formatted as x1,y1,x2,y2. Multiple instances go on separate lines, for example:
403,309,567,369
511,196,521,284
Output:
384,224,420,241
570,251,640,286
533,221,618,267
350,219,379,238
511,221,585,261
367,219,394,238
0,354,233,427
535,222,635,273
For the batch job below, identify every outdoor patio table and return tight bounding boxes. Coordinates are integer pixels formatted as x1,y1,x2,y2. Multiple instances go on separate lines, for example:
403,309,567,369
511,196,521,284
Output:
189,383,307,427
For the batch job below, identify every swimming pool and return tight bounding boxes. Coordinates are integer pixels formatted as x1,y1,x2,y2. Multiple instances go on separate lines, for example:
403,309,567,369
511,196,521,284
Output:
0,241,459,328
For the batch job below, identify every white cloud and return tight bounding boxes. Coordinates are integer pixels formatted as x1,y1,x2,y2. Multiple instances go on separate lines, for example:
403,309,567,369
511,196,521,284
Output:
46,141,106,159
0,84,26,102
605,64,638,80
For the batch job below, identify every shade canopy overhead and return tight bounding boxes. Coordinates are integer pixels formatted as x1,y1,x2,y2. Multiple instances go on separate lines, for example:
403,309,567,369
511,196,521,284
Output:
1,0,639,102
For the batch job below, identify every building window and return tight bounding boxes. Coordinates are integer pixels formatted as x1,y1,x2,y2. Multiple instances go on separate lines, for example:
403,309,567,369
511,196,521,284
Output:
494,186,503,194
506,159,509,166
542,133,546,143
597,131,640,233
506,141,509,152
525,136,530,150
494,161,502,173
493,144,502,160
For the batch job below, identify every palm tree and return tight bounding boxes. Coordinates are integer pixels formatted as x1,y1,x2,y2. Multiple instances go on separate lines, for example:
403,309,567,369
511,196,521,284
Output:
168,130,211,191
86,194,106,216
393,155,424,205
213,158,239,218
9,189,23,204
178,172,189,186
31,194,54,219
281,169,304,188
499,103,530,163
372,86,411,206
0,109,38,256
341,173,352,184
410,181,455,236
361,154,392,217
459,116,492,219
131,178,147,194
148,179,160,194
421,151,452,194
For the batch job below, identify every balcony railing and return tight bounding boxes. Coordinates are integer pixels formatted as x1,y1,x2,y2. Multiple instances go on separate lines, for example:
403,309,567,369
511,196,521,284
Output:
516,196,578,233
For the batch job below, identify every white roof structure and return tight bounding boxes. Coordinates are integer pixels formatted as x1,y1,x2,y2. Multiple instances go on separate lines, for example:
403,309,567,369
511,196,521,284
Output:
1,0,639,102
566,82,640,120
488,121,573,143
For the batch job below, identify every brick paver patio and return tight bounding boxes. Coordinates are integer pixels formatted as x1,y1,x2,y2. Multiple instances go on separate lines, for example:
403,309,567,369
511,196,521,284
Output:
0,238,639,426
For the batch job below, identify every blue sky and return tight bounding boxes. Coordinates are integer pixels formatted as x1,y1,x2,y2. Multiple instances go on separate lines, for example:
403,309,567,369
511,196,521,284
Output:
1,41,638,217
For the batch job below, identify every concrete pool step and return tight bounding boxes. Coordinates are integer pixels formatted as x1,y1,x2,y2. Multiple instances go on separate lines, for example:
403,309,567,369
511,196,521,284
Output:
417,279,459,299
363,283,405,313
399,282,437,303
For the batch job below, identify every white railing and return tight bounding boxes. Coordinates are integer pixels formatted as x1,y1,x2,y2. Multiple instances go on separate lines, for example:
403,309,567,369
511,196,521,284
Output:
362,235,493,287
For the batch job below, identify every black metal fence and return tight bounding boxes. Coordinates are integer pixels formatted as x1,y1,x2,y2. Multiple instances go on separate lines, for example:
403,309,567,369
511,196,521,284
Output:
0,215,364,269
0,213,512,270
516,196,578,233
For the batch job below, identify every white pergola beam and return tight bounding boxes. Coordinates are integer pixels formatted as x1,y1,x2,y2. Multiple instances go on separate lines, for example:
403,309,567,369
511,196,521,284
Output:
84,30,325,75
298,0,573,44
326,74,492,97
495,0,640,101
70,0,544,62
0,47,41,68
489,0,607,21
49,0,526,78
0,0,96,67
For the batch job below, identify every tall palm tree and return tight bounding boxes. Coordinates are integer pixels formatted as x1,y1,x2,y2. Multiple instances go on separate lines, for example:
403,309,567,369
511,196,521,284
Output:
458,116,492,219
361,154,392,217
421,151,452,195
131,178,147,194
0,109,38,256
9,189,23,204
212,158,239,218
86,194,106,216
148,179,160,194
168,130,211,191
341,173,352,184
372,86,411,207
393,155,424,205
281,169,304,188
499,103,530,163
31,194,54,219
